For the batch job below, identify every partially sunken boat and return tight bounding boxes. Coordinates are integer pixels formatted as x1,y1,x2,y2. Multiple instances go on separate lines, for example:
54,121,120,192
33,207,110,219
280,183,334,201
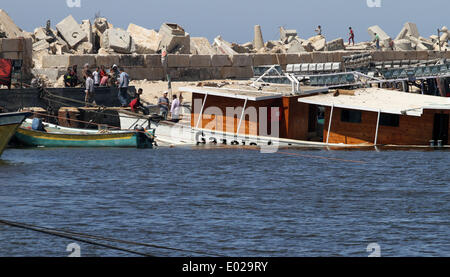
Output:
120,82,450,148
119,82,351,148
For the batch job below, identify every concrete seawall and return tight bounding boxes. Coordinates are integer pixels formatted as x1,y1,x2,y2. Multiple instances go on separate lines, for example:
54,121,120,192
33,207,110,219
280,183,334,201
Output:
34,50,450,82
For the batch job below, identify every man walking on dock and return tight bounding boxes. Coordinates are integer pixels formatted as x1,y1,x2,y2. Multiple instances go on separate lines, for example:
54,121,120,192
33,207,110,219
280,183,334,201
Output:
118,68,130,107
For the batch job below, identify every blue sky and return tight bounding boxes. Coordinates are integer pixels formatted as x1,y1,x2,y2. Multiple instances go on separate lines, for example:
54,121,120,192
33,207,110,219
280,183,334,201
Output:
2,0,449,43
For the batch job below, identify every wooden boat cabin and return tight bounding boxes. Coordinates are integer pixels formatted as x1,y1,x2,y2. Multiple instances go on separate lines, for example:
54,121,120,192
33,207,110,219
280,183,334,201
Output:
180,83,328,142
299,88,450,146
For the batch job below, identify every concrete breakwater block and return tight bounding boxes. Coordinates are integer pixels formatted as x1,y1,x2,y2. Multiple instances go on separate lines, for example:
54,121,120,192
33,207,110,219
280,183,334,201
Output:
189,55,211,67
102,28,135,54
231,54,252,67
211,55,232,67
56,15,87,48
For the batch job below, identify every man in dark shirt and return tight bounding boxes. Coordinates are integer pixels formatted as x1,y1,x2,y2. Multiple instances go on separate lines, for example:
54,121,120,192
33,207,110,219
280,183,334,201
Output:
63,67,73,87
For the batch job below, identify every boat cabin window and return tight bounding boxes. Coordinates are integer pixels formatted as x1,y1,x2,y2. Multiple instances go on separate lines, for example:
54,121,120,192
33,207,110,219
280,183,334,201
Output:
380,113,400,127
341,109,362,123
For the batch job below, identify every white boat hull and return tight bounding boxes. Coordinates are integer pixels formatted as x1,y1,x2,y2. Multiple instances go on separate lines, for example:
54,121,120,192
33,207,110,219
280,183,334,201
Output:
118,112,370,149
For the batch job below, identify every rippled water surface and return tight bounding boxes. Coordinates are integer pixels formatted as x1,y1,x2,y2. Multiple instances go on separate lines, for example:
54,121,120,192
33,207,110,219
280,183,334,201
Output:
0,146,449,257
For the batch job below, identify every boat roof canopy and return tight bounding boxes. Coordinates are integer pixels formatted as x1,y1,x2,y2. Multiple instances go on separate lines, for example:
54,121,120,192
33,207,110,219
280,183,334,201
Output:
298,88,450,117
180,83,328,101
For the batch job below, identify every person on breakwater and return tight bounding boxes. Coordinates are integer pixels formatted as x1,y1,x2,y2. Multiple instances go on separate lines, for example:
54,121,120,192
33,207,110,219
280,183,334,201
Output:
315,25,322,36
349,27,355,46
373,33,381,50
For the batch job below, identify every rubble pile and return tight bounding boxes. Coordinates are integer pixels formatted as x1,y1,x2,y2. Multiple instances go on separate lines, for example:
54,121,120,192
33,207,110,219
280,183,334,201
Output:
18,12,450,59
2,9,449,73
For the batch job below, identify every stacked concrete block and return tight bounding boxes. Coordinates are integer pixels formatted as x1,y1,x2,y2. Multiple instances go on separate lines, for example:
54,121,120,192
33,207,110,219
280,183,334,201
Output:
68,55,96,68
167,54,190,68
158,23,190,54
190,37,216,55
41,55,71,68
33,40,50,52
119,54,146,68
0,9,25,38
253,54,273,66
96,55,120,68
127,23,161,54
298,53,313,63
56,15,87,49
144,54,162,68
396,22,420,40
326,38,345,51
285,53,302,64
394,39,414,51
280,27,297,44
231,54,252,67
213,36,237,56
211,55,232,67
308,35,326,51
286,39,306,53
101,28,135,54
189,55,211,67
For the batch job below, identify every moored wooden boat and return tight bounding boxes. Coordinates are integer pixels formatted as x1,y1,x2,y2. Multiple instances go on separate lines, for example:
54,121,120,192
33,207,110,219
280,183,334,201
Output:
0,112,30,156
14,126,154,148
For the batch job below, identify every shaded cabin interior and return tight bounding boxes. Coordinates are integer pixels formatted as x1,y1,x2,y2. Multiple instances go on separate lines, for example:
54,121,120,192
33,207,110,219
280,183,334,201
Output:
322,107,449,145
300,88,450,146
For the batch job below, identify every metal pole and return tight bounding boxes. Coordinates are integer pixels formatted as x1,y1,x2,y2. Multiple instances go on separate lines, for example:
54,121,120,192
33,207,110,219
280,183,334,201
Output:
326,104,334,145
438,28,442,52
236,98,248,135
195,93,208,129
374,109,381,145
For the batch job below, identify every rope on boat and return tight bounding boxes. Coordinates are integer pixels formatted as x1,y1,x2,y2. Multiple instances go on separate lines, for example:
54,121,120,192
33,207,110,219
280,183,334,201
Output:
0,219,225,257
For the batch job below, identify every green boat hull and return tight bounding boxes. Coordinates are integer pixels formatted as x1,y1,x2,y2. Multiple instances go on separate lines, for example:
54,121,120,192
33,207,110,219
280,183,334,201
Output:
15,128,153,148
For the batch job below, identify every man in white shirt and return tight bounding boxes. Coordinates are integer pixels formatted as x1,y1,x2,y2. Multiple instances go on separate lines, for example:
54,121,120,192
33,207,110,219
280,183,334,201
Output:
85,70,96,106
170,94,181,122
93,67,100,87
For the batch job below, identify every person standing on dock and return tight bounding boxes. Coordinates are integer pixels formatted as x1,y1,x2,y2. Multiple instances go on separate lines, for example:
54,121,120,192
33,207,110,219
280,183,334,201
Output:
158,91,170,120
93,67,100,87
170,94,181,122
118,68,130,107
64,67,73,88
348,27,355,46
84,70,96,106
